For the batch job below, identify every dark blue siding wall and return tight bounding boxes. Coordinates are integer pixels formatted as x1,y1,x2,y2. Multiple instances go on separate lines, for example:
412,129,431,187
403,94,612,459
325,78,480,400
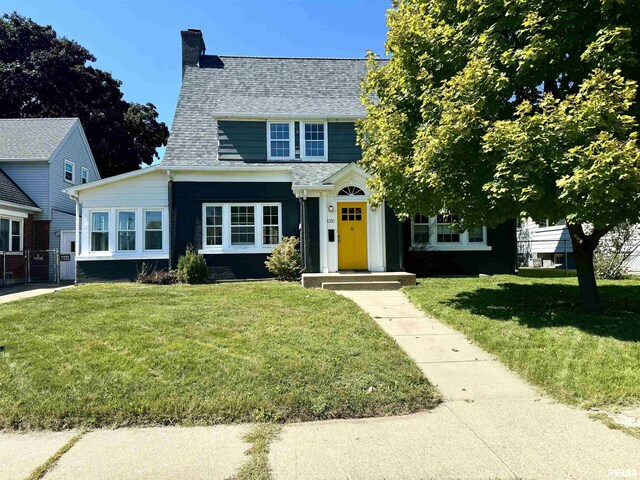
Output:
217,120,361,163
328,122,361,162
403,220,517,276
218,121,267,161
171,182,300,279
77,259,169,283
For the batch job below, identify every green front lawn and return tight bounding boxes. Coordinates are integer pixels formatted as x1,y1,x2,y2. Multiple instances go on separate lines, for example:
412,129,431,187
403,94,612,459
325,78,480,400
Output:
0,283,438,430
405,276,640,408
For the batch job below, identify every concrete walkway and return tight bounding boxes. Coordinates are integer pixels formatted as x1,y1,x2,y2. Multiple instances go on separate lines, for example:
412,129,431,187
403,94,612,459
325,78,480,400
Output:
269,290,640,479
1,289,638,479
0,284,73,304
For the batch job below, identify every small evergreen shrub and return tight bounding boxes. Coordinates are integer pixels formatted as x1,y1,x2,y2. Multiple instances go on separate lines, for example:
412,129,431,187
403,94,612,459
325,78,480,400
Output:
177,245,208,284
265,236,302,281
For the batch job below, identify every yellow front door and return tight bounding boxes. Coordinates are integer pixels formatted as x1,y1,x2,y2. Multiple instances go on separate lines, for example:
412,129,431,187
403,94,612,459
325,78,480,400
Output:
337,202,368,270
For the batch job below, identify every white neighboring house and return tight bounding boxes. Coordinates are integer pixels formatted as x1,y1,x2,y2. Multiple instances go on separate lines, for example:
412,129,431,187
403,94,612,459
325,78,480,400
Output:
0,118,101,281
519,219,640,274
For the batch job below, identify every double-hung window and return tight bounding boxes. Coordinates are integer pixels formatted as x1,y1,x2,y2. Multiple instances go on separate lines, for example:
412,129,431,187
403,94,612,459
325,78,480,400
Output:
230,206,255,245
144,210,163,250
64,160,75,184
301,122,327,160
467,226,484,243
202,203,281,252
205,206,223,246
81,167,89,184
268,122,293,160
262,205,280,245
436,214,460,243
91,212,109,252
412,213,430,246
0,218,21,252
117,211,136,251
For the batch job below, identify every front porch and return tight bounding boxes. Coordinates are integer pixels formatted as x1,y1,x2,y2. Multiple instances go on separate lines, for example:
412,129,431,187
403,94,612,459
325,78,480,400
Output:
301,271,416,290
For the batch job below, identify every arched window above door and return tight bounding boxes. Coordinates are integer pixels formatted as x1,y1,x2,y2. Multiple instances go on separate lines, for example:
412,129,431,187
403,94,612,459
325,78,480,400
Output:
337,186,365,196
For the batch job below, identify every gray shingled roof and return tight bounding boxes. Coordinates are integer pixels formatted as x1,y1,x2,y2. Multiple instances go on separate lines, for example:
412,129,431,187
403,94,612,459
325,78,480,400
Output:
0,118,77,160
0,168,38,209
162,56,379,185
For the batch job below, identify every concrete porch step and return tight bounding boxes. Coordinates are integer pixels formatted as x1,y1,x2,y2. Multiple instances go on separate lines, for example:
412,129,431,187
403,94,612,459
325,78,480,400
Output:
302,272,416,289
321,281,402,291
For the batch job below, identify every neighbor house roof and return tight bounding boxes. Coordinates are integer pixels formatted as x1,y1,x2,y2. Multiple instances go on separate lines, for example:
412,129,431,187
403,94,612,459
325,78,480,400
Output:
0,118,79,161
162,56,380,184
0,168,39,209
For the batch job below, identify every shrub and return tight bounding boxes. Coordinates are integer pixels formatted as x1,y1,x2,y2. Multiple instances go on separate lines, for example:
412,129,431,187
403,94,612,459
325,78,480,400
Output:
265,236,302,281
136,265,178,285
594,223,640,279
177,245,208,284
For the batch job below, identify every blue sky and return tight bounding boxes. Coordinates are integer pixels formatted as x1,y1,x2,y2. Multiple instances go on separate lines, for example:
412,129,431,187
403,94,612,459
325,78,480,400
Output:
9,0,390,161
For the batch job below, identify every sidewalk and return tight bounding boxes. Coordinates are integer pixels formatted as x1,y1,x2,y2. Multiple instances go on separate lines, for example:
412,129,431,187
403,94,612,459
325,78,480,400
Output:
0,284,73,305
1,290,639,479
269,290,640,479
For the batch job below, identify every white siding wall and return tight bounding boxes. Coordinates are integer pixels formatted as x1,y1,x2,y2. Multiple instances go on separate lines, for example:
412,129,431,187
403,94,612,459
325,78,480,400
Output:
0,162,50,219
521,219,573,254
78,170,168,259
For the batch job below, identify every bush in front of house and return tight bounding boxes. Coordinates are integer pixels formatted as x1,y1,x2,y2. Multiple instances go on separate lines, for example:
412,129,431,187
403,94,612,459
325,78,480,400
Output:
177,245,208,284
265,236,302,281
136,264,179,285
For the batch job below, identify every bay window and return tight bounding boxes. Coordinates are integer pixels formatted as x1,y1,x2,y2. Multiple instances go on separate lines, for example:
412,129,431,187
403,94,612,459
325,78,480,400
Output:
202,203,282,252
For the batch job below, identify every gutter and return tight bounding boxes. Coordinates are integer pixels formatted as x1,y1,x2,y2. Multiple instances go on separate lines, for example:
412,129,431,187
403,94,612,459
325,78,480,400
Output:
212,113,363,121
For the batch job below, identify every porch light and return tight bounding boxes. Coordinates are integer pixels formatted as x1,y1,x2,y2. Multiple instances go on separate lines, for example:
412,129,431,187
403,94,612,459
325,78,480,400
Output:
328,205,334,213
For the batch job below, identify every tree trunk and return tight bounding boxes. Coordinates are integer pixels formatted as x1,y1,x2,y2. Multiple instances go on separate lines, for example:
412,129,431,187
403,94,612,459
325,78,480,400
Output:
566,223,612,312
572,241,600,311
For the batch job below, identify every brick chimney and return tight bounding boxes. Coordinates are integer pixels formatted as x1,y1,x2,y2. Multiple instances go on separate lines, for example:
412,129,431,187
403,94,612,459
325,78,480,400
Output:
181,29,205,77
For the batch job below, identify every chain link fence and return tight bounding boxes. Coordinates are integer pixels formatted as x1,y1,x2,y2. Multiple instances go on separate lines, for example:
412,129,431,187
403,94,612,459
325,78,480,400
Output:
517,239,640,275
1,249,60,286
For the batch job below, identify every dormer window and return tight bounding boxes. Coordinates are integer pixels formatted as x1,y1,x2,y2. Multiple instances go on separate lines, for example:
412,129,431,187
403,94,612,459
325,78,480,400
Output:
301,122,327,161
267,121,294,160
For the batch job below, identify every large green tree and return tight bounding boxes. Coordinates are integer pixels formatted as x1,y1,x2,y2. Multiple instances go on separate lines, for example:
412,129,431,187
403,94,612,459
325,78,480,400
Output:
358,0,640,309
0,13,169,177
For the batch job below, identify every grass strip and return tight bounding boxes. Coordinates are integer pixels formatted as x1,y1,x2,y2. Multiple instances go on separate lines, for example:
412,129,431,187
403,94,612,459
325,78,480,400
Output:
231,423,282,480
27,430,85,480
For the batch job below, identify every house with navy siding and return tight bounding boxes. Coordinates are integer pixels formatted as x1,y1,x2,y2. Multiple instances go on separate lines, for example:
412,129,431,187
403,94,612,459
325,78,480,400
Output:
0,118,100,282
64,29,516,283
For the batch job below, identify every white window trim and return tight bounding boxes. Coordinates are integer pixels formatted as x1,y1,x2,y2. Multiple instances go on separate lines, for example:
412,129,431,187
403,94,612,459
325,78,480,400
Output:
300,121,328,162
64,160,75,184
90,210,110,253
80,207,169,259
267,121,295,161
410,214,430,250
116,210,137,253
410,215,491,251
81,167,89,184
200,202,282,254
0,216,23,253
143,209,164,252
